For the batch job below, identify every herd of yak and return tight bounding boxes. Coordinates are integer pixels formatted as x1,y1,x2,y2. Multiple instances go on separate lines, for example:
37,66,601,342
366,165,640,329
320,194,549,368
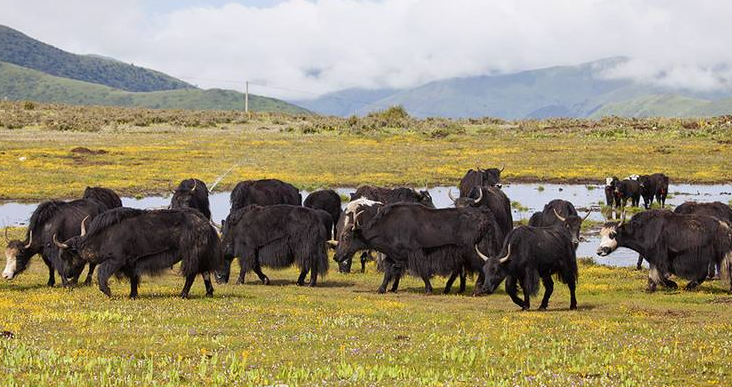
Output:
3,167,732,310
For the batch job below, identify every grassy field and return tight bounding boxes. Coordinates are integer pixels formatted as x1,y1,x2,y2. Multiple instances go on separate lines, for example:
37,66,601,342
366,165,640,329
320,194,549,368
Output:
1,225,732,386
1,102,731,200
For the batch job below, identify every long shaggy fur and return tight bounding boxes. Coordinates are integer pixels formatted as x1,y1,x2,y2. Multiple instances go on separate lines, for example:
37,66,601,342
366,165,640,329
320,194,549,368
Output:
26,200,66,240
83,187,123,210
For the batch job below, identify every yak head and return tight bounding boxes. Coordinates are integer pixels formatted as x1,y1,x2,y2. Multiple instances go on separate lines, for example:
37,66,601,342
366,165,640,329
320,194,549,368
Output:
605,176,619,188
448,187,484,208
597,212,629,256
477,164,504,188
170,179,204,210
332,198,381,263
553,208,590,246
53,217,92,278
415,189,435,208
477,244,509,295
3,229,34,280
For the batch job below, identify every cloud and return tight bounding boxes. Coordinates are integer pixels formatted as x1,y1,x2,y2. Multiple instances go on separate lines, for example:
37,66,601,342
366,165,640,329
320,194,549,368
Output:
1,0,732,98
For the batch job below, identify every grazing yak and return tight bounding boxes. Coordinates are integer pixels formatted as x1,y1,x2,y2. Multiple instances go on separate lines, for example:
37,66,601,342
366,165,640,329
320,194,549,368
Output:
333,198,503,294
350,186,434,208
604,177,620,207
221,205,329,286
639,173,669,209
477,215,580,310
170,178,211,219
614,179,641,207
218,179,301,282
304,189,342,238
55,207,222,298
458,165,505,196
83,186,123,211
3,199,106,287
528,200,590,247
673,201,732,277
597,210,732,292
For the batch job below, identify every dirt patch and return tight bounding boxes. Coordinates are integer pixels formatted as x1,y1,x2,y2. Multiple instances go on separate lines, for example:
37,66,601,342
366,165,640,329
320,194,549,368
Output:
70,147,108,155
708,296,732,304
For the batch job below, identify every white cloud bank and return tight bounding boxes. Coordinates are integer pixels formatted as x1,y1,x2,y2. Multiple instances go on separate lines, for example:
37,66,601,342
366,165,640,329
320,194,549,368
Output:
1,0,731,98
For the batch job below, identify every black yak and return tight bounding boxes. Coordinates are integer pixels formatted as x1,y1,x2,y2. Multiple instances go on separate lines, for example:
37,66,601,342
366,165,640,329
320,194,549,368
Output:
458,165,504,196
597,210,732,292
83,186,123,211
170,178,211,219
230,179,301,211
449,186,513,236
673,201,732,278
477,221,579,311
55,207,222,298
528,200,590,247
304,189,342,238
615,179,641,207
604,177,620,207
220,205,329,286
3,199,105,286
639,173,670,209
333,198,503,294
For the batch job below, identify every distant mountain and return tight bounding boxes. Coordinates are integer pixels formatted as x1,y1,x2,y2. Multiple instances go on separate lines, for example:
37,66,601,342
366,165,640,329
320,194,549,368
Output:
293,87,398,117
0,61,310,114
0,25,192,92
298,58,732,119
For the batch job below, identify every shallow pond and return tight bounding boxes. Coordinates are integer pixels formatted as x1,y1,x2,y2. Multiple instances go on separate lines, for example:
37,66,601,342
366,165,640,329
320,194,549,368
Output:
1,183,729,267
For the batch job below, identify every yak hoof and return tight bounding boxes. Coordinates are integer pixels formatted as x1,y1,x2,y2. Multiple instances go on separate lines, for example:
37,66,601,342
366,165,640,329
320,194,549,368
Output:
180,292,189,299
538,306,547,311
262,277,270,285
570,304,577,310
206,292,214,298
667,281,679,290
100,288,112,298
377,288,386,294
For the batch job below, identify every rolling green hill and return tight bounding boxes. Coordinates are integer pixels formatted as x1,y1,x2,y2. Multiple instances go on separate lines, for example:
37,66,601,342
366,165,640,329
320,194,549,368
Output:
589,94,732,118
0,61,309,114
0,25,192,92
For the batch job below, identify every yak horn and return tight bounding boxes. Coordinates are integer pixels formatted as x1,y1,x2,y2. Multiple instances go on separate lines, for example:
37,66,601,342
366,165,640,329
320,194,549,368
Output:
499,163,505,172
619,210,627,226
53,233,68,249
473,188,483,204
79,216,89,237
476,166,484,172
448,189,458,203
498,244,512,263
475,245,490,262
553,208,567,222
24,231,32,249
327,240,339,247
191,179,197,192
353,210,365,228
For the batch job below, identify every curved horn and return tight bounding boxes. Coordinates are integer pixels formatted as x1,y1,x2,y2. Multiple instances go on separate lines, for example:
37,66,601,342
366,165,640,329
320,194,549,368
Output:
475,245,490,262
473,188,483,204
582,210,592,221
4,227,8,243
52,233,68,249
191,179,197,192
448,189,458,203
499,163,505,172
619,210,627,226
499,244,512,263
24,231,32,249
168,181,175,194
353,210,365,228
79,216,89,237
553,208,567,222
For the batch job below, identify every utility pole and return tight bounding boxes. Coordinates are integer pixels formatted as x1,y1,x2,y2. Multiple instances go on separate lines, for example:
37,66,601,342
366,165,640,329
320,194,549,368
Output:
244,81,249,116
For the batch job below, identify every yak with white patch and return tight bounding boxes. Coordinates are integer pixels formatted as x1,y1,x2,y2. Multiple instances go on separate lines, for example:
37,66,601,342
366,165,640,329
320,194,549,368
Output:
597,210,732,292
333,199,503,294
477,219,579,311
221,205,329,286
55,207,222,298
604,177,620,207
3,199,106,286
458,165,504,196
304,189,342,238
350,186,434,208
170,178,211,219
639,173,669,209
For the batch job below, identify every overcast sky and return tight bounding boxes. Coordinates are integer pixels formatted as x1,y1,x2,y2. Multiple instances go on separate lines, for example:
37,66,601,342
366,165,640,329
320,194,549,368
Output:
1,0,731,99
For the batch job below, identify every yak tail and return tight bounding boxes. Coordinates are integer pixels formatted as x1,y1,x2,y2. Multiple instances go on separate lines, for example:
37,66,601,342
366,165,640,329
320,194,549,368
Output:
720,251,732,285
181,223,223,277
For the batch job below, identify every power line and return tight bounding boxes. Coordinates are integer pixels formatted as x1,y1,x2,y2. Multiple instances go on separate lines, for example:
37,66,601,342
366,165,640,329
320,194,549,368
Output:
174,75,446,117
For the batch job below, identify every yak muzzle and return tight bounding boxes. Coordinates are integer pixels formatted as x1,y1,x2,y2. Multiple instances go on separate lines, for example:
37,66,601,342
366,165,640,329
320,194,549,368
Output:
596,246,612,256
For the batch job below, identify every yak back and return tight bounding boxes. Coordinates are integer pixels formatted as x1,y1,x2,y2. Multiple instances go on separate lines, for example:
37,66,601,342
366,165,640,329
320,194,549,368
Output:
529,199,578,228
674,201,732,224
230,179,301,211
83,186,123,211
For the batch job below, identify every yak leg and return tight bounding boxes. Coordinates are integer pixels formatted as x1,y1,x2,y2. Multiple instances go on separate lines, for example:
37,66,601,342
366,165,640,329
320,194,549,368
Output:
707,261,718,280
684,273,707,291
505,277,525,309
377,270,392,294
444,271,459,294
202,272,214,297
539,276,554,311
84,263,96,286
389,264,402,292
360,252,369,273
252,261,270,285
297,268,308,286
180,273,197,299
459,268,467,294
216,257,233,284
42,257,55,287
567,279,578,310
129,274,140,299
97,260,124,297
636,255,644,270
420,273,433,295
308,265,318,287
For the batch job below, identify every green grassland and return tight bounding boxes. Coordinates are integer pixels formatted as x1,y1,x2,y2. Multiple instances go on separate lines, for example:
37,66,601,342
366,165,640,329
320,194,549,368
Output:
0,102,731,200
1,227,731,386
